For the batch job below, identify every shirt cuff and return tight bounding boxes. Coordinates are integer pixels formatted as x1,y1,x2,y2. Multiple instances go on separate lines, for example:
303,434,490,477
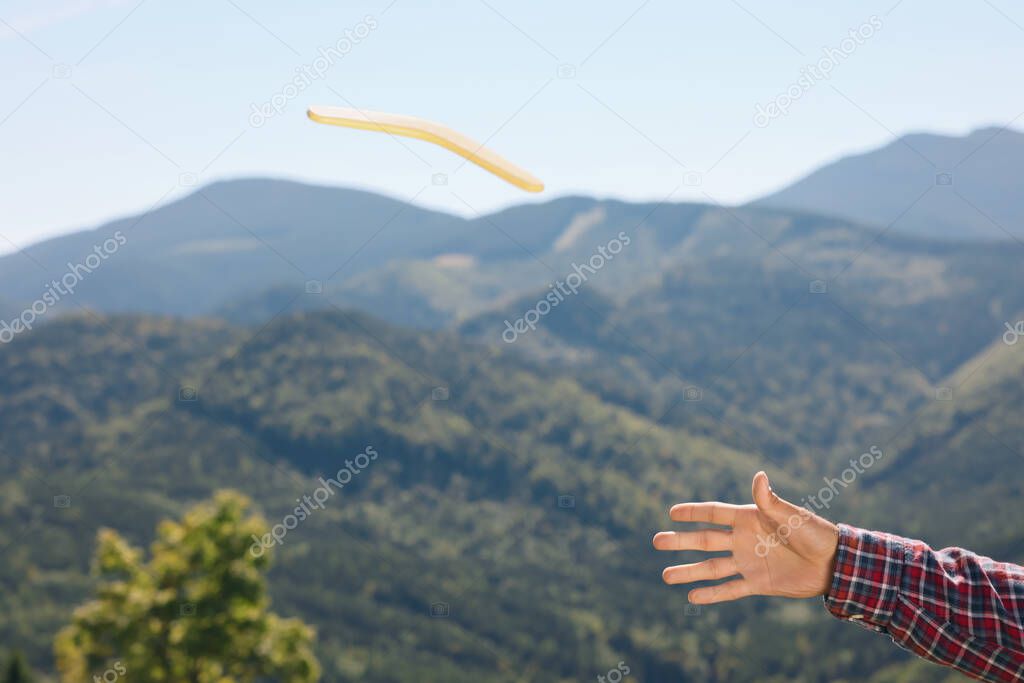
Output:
823,523,910,631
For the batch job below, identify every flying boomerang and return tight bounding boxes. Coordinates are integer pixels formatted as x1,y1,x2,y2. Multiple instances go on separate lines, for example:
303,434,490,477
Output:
306,105,544,193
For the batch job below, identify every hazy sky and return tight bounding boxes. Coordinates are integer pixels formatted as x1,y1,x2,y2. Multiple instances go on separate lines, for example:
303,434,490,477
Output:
2,0,1023,251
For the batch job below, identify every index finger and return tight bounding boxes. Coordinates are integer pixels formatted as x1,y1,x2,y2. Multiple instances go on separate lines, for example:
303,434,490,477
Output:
669,502,742,525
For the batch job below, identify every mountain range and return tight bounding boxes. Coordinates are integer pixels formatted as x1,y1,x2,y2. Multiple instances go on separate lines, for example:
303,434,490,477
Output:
2,128,1023,681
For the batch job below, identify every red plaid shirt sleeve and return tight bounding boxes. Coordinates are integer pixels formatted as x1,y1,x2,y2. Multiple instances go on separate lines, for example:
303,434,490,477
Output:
824,524,1024,682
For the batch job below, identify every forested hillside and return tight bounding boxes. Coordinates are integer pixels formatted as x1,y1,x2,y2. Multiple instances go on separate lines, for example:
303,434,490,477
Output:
2,305,1021,681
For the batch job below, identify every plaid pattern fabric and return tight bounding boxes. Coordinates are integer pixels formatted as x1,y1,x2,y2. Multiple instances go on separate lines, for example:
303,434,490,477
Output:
824,524,1024,682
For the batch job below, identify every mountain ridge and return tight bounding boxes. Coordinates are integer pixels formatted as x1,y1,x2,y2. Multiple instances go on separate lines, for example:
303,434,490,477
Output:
753,126,1024,241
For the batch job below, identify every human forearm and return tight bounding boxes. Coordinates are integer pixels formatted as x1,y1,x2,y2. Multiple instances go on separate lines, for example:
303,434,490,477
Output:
825,524,1024,682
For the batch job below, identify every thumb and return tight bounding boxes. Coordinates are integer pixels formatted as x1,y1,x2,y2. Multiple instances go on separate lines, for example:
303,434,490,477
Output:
752,471,804,523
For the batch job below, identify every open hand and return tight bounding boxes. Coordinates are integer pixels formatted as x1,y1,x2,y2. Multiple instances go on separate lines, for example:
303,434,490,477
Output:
654,471,840,604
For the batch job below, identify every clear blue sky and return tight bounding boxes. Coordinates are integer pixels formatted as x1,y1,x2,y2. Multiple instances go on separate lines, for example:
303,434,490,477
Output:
2,0,1022,251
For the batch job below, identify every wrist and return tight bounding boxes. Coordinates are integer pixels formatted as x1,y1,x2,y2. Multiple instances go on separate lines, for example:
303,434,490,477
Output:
823,524,909,630
816,521,841,597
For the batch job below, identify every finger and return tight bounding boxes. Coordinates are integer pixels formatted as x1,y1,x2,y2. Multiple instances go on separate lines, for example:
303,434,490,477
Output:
752,471,810,525
653,530,732,552
688,578,755,605
662,556,738,585
669,502,742,525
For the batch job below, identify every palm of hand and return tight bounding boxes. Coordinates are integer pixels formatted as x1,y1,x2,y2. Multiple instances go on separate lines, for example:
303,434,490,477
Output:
729,505,835,599
654,473,839,604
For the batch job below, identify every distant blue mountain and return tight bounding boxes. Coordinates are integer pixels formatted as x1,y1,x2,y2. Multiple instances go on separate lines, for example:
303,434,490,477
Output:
0,178,468,316
753,126,1024,240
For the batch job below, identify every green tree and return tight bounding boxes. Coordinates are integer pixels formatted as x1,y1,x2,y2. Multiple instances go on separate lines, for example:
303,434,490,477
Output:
3,651,32,683
55,491,319,682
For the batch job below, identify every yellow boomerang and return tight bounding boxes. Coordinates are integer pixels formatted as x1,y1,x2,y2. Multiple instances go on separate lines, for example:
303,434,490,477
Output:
307,105,544,193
